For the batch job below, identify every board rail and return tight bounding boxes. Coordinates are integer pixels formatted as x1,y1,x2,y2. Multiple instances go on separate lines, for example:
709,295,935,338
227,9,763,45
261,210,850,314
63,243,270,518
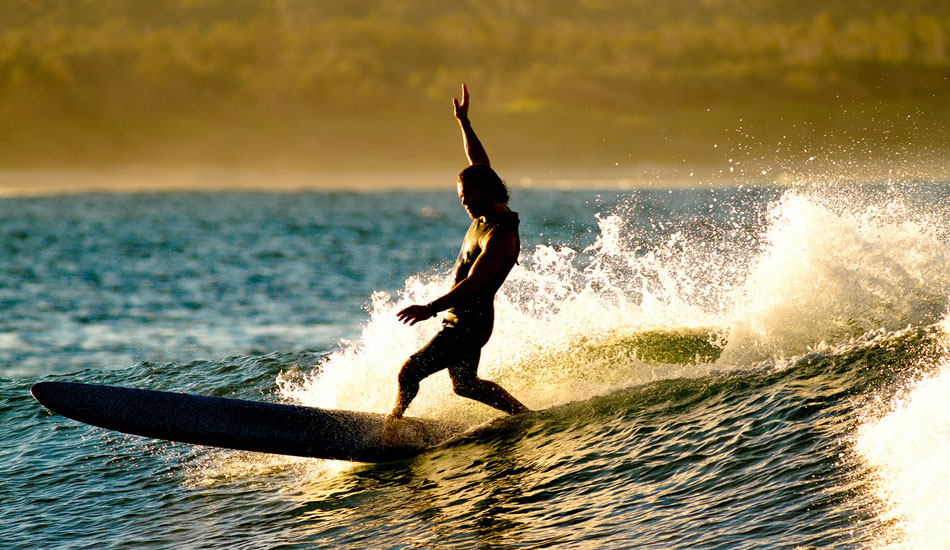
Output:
32,381,464,462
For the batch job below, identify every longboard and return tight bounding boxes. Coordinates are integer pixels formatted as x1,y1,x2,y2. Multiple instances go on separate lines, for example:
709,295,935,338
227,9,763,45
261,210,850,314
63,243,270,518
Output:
31,381,465,463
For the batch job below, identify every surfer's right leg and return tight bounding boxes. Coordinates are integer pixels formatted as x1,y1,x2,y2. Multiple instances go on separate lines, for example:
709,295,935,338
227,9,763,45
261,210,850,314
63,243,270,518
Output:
389,356,438,419
385,330,462,446
384,359,422,446
389,330,459,418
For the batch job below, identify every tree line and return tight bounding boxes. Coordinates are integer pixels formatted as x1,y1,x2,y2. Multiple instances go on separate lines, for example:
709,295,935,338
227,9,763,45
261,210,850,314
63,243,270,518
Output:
1,0,947,168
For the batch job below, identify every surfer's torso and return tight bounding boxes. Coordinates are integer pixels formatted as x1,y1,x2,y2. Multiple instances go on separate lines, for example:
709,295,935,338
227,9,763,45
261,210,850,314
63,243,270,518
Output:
443,210,520,332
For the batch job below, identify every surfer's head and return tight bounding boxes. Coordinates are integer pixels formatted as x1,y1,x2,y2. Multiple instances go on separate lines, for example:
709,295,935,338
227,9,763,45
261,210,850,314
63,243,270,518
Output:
457,164,509,205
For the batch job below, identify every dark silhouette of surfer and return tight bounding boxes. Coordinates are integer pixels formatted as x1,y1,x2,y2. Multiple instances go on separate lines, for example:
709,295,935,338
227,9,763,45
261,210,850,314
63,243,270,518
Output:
384,84,529,444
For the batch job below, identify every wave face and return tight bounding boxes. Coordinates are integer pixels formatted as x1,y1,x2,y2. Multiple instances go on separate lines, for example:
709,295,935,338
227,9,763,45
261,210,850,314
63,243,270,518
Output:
5,183,950,549
281,183,950,416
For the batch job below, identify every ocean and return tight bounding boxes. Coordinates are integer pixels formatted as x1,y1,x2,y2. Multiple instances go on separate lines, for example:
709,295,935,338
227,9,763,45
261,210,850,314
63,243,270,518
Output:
3,181,950,549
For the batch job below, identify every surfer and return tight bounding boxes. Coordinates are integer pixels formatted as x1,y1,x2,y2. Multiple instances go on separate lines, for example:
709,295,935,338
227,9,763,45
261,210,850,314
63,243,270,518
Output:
384,84,529,444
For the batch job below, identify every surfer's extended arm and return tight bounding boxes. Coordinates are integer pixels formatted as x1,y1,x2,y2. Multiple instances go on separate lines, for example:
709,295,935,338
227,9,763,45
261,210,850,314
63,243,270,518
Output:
396,228,516,325
454,83,490,166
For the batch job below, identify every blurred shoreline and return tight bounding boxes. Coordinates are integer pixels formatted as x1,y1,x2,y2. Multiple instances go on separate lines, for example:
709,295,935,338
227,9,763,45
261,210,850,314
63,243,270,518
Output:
0,166,714,197
1,163,947,197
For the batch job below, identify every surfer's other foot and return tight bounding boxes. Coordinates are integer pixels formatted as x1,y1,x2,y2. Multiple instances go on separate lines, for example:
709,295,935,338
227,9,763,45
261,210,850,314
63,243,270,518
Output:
382,415,402,447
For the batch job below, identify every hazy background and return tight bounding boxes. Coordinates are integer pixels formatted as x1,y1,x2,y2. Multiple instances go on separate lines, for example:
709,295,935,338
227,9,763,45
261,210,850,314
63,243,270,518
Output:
1,0,948,187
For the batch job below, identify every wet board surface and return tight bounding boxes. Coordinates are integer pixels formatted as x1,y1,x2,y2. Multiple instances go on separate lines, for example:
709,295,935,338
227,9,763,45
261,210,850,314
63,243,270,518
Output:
31,381,465,463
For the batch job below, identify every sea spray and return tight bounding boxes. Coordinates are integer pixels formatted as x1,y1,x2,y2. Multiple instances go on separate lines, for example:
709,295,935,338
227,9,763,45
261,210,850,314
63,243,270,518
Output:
278,196,744,422
277,271,452,415
279,184,950,427
720,189,950,364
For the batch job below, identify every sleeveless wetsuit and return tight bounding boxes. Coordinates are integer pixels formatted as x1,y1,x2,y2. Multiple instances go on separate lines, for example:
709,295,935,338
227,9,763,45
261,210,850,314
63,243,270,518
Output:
408,210,520,381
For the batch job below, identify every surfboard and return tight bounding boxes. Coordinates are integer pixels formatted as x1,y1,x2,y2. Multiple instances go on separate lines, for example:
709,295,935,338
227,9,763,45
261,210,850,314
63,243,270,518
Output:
31,381,465,463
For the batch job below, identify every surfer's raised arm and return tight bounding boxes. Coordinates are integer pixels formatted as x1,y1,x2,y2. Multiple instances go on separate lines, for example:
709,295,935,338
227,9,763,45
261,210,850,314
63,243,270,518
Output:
384,84,527,442
454,83,490,166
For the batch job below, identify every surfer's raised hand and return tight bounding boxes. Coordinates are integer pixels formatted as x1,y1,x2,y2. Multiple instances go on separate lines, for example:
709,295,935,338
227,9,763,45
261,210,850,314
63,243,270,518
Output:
454,83,490,165
396,304,434,326
453,83,471,123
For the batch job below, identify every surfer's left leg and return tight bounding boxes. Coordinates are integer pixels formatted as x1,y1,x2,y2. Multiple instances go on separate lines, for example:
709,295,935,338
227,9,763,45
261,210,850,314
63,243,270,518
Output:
449,363,529,415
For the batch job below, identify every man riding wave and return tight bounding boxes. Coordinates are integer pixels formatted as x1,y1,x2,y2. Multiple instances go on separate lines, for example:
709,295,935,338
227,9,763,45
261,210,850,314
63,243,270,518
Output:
384,84,529,444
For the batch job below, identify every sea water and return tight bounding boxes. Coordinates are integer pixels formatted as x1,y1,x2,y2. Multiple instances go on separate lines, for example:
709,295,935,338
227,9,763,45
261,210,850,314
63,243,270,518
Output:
3,181,950,549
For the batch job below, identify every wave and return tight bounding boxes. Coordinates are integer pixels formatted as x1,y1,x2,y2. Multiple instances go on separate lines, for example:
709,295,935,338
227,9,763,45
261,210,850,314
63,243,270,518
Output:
268,183,950,549
14,183,950,550
16,288,949,549
279,184,950,422
721,188,950,364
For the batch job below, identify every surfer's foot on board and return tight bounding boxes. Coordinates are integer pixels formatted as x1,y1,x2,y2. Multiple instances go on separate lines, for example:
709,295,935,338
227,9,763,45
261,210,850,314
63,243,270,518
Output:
382,415,403,447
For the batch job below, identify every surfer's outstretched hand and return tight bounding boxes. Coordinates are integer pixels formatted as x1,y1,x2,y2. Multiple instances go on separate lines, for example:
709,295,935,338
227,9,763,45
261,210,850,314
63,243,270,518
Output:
397,304,434,326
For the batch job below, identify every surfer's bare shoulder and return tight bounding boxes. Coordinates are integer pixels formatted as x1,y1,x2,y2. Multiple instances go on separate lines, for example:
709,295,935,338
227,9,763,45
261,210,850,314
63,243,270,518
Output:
480,224,517,256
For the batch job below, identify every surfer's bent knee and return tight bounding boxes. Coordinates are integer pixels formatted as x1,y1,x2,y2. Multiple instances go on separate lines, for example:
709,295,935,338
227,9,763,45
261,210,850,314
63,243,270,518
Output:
397,358,424,387
450,376,479,398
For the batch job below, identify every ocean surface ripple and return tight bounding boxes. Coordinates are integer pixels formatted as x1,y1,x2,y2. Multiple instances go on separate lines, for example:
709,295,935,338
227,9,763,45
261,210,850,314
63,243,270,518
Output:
4,183,950,549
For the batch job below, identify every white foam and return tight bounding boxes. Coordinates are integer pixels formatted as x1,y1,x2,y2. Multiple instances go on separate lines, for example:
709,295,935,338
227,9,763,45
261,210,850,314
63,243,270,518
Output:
855,335,950,548
720,190,950,364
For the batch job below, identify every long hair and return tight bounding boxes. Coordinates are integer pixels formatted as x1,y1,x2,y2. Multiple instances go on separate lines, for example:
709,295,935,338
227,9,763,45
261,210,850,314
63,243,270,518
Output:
457,164,509,204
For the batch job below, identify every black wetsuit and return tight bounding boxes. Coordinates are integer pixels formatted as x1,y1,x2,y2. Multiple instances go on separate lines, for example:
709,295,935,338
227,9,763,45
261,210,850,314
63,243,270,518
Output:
408,210,520,382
